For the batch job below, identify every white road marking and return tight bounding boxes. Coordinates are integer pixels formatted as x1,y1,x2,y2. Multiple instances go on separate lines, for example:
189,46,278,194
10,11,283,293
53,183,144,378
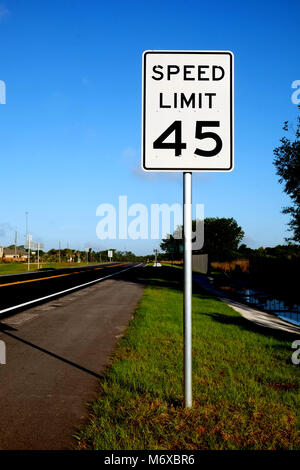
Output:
0,264,143,315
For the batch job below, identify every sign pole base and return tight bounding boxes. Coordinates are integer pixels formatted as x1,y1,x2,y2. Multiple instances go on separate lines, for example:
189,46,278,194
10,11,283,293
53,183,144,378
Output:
183,171,192,408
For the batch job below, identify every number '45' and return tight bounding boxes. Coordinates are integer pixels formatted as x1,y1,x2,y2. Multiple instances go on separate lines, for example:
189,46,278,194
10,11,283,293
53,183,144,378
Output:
153,121,222,157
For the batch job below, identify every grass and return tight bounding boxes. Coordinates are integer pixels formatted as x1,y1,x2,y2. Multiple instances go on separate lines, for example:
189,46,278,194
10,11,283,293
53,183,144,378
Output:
160,262,183,269
75,266,300,450
0,262,105,276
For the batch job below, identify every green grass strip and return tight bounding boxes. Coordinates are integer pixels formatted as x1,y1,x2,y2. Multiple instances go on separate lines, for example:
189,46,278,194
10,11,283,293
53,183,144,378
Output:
76,267,300,450
0,262,105,276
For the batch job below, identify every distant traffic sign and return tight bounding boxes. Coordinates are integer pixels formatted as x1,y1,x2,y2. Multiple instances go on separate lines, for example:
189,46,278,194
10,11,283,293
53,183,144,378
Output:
142,50,234,171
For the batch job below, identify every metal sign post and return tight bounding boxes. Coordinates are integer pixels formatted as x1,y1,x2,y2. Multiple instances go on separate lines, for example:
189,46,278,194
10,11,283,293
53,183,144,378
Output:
142,50,234,409
183,171,192,408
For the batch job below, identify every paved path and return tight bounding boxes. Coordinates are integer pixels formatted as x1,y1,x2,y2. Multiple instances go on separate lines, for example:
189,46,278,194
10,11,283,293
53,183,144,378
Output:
0,271,144,450
193,273,300,336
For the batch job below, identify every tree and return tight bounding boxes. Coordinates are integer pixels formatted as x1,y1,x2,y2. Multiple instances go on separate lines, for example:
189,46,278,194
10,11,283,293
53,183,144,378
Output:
273,109,300,242
160,226,183,259
200,217,244,261
160,217,244,261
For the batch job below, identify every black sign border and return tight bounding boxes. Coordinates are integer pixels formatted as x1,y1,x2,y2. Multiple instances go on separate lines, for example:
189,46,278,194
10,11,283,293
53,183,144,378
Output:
142,50,233,172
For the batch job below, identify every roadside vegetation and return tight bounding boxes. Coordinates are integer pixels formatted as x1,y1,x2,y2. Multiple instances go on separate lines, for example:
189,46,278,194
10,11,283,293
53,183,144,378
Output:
160,216,300,306
76,266,299,450
0,245,150,266
0,262,106,276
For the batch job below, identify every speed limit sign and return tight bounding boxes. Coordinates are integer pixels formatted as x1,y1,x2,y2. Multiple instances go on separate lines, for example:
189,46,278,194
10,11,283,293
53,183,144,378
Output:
141,50,234,408
142,50,234,171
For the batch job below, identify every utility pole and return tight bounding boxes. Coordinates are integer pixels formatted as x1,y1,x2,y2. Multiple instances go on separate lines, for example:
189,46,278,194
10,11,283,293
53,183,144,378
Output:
14,231,17,260
25,212,30,271
58,240,61,264
27,235,31,271
154,249,158,266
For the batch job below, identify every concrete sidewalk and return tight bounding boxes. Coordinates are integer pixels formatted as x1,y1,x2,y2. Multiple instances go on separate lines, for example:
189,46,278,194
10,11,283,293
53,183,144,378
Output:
193,273,300,336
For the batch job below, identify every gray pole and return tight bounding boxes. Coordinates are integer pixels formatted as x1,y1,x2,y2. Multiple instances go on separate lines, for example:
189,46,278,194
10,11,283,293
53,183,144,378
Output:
14,231,17,259
183,171,192,408
27,236,31,271
25,212,29,269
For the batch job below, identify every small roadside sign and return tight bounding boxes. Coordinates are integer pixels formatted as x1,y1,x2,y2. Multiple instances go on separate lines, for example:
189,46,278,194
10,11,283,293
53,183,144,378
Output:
142,50,234,171
108,250,113,259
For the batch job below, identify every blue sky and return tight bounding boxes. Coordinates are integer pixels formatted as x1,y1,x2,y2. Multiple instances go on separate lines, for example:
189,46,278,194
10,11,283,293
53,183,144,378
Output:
0,0,299,255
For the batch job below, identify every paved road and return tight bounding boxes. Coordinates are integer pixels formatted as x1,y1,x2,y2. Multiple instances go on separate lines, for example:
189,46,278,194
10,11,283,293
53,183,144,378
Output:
0,262,133,315
0,264,145,449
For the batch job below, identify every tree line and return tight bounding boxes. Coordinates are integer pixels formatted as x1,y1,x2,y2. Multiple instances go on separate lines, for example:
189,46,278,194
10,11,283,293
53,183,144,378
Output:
1,246,149,263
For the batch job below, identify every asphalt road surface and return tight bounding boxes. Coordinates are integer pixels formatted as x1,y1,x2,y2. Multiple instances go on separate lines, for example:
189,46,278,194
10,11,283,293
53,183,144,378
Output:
0,262,136,315
0,263,145,449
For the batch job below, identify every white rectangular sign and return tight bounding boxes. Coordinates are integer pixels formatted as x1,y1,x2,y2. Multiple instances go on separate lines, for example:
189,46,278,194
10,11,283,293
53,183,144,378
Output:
108,250,113,258
142,50,234,171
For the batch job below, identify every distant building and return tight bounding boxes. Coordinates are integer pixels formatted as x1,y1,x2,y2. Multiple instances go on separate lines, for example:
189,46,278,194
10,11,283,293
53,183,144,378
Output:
0,246,28,261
